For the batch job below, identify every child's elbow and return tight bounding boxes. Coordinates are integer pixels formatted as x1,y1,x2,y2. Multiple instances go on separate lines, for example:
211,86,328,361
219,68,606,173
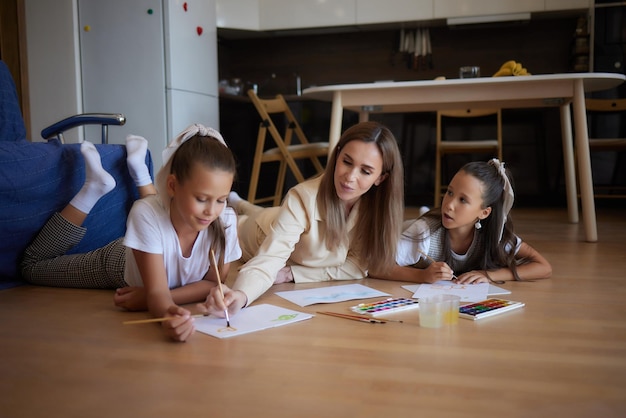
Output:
539,263,553,279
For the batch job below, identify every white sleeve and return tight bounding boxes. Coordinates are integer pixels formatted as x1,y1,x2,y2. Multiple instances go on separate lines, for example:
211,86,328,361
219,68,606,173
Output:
396,219,431,266
123,199,164,254
506,236,522,255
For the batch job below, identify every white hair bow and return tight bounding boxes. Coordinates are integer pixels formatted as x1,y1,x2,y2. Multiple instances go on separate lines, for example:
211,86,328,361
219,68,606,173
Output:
156,124,227,208
488,158,514,242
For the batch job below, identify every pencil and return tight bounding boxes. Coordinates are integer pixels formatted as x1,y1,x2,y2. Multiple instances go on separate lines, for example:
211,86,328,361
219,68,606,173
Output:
417,249,459,281
316,311,386,324
123,314,206,325
210,249,231,328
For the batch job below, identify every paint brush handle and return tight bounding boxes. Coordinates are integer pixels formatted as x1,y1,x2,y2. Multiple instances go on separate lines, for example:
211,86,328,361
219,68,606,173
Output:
123,314,205,325
210,249,231,327
317,311,386,324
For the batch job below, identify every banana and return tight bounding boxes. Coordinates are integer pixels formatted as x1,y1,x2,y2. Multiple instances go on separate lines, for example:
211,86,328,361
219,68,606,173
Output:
493,61,531,77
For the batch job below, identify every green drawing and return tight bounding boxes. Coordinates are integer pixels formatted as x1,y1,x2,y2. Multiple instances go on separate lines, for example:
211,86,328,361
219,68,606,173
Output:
273,314,298,322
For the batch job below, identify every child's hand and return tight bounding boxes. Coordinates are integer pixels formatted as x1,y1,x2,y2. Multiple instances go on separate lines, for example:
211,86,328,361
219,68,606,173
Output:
161,305,196,342
114,286,147,311
454,270,489,284
424,261,455,283
199,285,247,317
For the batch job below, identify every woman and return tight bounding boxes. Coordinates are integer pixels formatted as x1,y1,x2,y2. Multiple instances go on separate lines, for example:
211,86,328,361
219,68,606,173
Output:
203,121,404,315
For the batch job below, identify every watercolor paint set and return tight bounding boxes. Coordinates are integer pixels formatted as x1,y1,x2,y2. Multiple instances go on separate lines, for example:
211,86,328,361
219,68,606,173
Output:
350,297,420,317
458,298,525,320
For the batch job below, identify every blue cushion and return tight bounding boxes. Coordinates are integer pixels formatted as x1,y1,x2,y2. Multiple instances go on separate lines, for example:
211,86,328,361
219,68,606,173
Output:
0,61,26,142
0,139,153,283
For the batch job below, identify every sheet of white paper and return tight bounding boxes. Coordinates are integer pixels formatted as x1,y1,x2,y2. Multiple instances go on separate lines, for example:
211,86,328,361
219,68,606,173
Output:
194,304,313,339
402,282,511,298
485,284,512,296
403,280,490,301
275,283,390,307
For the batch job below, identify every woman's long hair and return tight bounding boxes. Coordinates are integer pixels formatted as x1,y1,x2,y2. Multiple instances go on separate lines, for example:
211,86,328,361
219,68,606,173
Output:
317,121,404,276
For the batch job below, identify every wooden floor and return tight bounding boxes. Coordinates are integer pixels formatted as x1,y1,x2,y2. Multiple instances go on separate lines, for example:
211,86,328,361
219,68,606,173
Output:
1,205,625,418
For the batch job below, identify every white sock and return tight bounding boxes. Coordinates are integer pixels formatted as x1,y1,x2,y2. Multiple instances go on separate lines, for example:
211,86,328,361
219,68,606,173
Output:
126,134,152,187
229,192,264,217
70,142,116,214
228,191,243,210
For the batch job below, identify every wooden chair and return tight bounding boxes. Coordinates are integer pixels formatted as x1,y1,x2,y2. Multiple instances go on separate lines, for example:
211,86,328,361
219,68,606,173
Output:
434,108,503,207
584,98,626,198
247,90,329,206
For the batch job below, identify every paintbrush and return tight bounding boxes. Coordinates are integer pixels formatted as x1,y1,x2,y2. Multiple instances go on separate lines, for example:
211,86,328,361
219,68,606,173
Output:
210,249,231,328
317,311,387,324
317,311,403,323
123,314,206,325
416,248,459,281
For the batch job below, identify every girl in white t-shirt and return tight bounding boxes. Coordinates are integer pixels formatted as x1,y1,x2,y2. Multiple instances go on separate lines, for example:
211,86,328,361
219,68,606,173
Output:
21,124,241,342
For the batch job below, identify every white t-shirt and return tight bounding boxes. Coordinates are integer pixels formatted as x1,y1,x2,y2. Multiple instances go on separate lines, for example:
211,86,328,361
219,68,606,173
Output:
123,195,242,289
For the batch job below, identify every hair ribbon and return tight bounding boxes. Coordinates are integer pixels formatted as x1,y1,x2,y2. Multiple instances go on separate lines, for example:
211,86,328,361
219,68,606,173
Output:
488,158,514,242
156,124,227,208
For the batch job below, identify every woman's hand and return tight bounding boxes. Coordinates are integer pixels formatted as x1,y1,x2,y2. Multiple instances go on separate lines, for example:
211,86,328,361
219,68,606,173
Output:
423,261,455,283
114,286,147,311
454,270,490,284
198,284,247,317
161,305,196,342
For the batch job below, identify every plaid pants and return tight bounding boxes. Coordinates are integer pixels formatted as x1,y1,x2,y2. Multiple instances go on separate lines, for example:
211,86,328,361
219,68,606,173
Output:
20,213,127,289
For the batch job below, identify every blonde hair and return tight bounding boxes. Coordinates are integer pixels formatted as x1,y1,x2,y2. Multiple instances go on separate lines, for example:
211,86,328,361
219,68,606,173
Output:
317,121,404,276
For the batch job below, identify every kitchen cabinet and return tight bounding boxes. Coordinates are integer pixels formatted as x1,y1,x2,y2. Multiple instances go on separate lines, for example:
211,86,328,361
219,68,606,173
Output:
546,0,591,12
259,0,356,30
217,0,591,32
434,0,543,19
79,0,219,170
356,0,432,24
216,0,260,30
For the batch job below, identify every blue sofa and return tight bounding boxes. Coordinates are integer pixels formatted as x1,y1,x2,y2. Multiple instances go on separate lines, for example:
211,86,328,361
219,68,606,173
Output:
0,61,152,288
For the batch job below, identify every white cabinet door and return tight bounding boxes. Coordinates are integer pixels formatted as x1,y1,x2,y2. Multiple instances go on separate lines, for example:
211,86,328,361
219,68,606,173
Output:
434,0,543,19
164,0,218,96
260,0,356,30
78,0,168,165
167,90,219,144
356,0,433,24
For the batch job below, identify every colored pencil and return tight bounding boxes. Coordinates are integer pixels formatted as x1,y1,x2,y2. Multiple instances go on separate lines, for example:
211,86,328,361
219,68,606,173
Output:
210,249,231,328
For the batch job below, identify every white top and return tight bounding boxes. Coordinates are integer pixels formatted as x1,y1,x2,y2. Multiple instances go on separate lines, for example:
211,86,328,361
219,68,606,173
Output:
123,195,242,288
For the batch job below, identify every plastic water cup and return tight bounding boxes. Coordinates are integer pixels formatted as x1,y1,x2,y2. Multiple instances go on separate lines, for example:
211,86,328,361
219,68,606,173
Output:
419,294,461,328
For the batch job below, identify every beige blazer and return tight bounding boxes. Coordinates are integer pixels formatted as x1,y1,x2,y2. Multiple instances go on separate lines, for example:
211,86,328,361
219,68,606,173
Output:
232,176,368,304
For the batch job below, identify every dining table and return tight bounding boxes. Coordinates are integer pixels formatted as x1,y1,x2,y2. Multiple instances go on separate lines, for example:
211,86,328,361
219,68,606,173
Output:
302,73,626,243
